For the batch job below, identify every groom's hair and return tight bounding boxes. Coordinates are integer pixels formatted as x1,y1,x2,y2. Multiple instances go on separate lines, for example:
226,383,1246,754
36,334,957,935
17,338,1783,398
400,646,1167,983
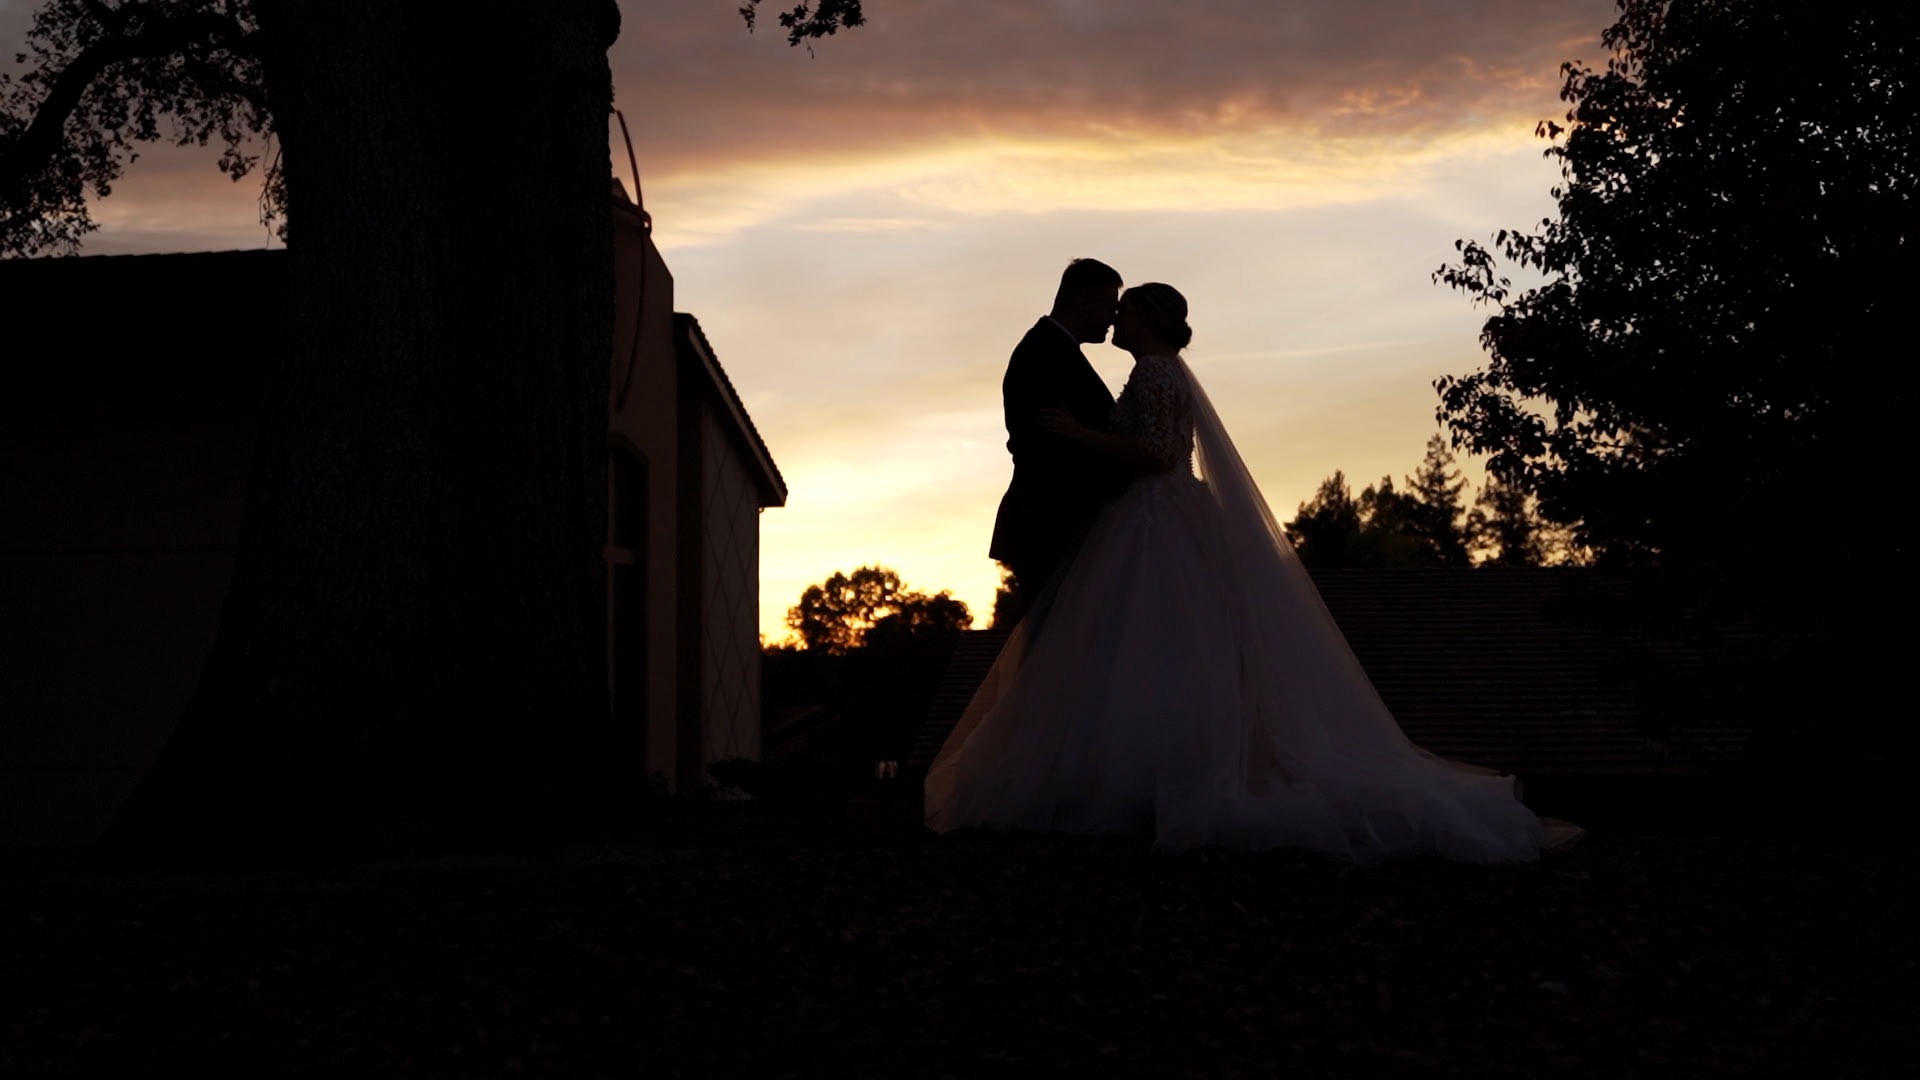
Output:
1055,258,1122,306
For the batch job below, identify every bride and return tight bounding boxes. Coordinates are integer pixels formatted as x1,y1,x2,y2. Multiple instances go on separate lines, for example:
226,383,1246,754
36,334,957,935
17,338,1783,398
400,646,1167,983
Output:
924,283,1575,865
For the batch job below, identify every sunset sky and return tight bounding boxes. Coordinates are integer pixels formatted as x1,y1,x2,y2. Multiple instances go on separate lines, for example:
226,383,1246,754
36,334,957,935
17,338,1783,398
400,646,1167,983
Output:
4,0,1617,640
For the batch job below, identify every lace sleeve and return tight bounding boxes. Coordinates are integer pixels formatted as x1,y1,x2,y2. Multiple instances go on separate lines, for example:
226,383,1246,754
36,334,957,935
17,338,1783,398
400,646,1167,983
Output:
1121,357,1191,472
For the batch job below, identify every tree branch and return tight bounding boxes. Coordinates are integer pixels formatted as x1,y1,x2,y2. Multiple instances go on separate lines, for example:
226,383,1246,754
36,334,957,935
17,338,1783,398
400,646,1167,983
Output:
78,0,127,34
0,9,251,201
179,34,269,116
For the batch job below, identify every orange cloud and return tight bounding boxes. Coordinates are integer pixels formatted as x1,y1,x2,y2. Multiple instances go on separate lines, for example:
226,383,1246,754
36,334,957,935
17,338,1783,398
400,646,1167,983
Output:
612,0,1614,180
613,0,1614,251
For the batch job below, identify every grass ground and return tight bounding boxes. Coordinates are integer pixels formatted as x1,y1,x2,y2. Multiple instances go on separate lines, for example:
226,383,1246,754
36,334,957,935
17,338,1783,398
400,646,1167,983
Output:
3,801,1914,1077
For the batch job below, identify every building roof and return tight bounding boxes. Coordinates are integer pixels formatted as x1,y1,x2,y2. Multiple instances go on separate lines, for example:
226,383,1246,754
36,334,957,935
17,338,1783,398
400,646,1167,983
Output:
674,312,787,508
1308,567,1751,773
0,249,285,395
910,567,1753,777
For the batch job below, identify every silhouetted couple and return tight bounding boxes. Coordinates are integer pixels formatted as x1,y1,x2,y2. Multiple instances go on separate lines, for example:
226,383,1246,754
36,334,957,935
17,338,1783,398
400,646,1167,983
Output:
925,259,1577,865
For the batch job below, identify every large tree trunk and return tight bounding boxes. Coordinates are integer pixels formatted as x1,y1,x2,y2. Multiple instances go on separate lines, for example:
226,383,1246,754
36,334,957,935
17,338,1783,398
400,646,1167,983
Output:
99,0,624,864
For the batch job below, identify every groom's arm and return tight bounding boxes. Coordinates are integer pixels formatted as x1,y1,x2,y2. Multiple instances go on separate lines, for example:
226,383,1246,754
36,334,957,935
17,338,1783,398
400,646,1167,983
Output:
1003,349,1069,471
1038,410,1167,474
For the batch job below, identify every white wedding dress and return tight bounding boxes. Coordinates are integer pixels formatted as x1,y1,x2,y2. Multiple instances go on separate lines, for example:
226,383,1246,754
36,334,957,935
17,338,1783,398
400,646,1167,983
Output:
926,353,1570,865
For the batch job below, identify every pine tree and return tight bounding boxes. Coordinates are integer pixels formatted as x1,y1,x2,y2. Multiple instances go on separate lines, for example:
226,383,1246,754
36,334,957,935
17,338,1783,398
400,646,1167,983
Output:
1403,435,1471,566
1285,471,1364,567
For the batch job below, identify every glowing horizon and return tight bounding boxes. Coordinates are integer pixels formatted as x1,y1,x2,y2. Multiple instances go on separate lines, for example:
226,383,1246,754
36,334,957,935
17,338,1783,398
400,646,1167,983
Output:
5,0,1618,643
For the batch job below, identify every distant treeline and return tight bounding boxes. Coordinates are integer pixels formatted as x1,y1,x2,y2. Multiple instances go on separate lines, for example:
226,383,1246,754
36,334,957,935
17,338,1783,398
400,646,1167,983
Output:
1284,435,1581,570
749,567,970,798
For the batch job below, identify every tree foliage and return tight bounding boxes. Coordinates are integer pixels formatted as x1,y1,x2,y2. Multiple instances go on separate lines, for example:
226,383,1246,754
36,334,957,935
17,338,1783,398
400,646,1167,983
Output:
1402,435,1471,566
0,0,272,257
1287,472,1434,568
865,592,971,654
1466,470,1585,568
0,0,863,259
1353,477,1428,567
786,565,971,655
70,1,634,866
988,564,1021,629
1285,471,1365,567
765,562,968,790
0,0,873,861
1434,0,1919,570
1285,438,1518,568
738,0,865,49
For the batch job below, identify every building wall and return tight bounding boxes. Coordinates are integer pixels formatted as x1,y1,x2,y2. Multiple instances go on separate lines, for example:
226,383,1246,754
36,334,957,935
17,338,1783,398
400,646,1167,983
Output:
608,206,683,790
1,214,767,843
614,216,775,792
0,383,260,845
698,403,763,766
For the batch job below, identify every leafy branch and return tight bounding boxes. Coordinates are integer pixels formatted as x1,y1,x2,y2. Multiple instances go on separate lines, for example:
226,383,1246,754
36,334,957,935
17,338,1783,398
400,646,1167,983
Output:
0,0,269,257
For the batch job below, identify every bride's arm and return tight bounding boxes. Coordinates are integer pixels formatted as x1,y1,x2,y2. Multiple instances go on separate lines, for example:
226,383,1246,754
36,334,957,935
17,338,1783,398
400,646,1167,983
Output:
1037,409,1174,473
1038,360,1188,474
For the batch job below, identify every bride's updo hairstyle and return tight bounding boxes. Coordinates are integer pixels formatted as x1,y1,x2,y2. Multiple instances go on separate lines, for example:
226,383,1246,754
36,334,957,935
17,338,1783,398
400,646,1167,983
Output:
1126,283,1193,351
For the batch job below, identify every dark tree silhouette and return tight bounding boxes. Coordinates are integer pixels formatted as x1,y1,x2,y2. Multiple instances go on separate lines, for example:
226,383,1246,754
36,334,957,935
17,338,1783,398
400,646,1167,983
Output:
1468,470,1569,567
1402,434,1471,566
738,0,866,47
0,0,871,863
788,566,903,655
865,592,972,654
1353,477,1427,567
761,560,966,800
1435,1,1916,772
1287,453,1479,569
1285,471,1365,567
1434,0,1918,573
1468,471,1542,568
0,0,272,257
1291,448,1579,568
989,564,1021,630
786,565,971,655
0,1,867,257
90,1,630,864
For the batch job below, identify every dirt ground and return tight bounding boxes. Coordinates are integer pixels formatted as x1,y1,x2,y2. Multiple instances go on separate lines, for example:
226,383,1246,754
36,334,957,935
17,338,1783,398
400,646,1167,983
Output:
4,808,1914,1077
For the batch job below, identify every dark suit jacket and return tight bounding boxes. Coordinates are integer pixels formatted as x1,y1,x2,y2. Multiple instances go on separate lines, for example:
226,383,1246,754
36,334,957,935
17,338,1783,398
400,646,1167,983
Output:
988,318,1130,572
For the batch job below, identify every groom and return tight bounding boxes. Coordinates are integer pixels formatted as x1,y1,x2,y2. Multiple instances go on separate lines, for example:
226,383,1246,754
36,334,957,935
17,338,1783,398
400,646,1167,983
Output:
989,258,1132,625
